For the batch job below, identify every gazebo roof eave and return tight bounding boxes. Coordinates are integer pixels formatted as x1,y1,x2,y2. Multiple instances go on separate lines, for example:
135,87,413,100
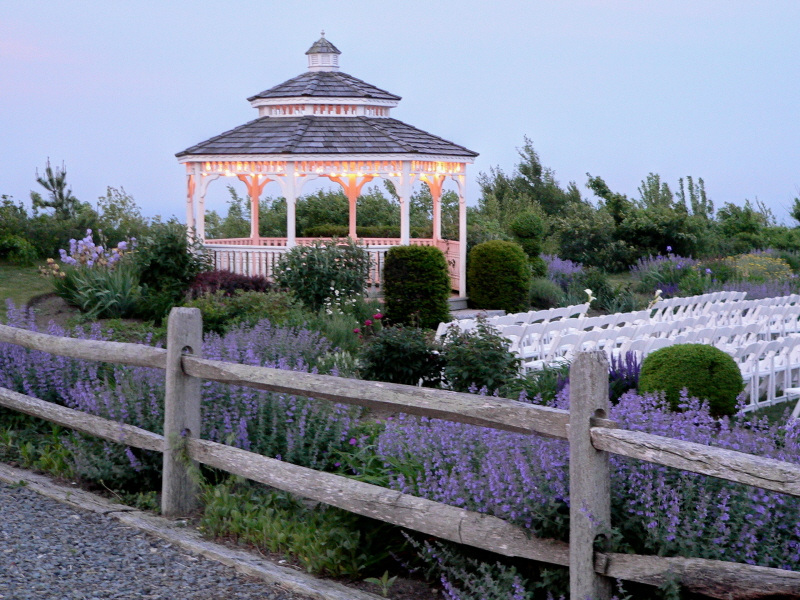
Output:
176,152,477,164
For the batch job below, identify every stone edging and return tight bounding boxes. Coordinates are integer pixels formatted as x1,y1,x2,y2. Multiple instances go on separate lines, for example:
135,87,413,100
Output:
0,463,381,600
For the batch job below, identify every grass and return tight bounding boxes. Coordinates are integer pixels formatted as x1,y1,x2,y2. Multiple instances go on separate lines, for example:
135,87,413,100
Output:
0,262,52,318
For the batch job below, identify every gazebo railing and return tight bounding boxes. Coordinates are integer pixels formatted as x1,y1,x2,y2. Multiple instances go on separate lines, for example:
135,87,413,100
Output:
204,238,461,292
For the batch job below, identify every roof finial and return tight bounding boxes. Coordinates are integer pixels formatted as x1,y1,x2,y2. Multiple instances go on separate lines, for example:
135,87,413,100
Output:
321,29,325,37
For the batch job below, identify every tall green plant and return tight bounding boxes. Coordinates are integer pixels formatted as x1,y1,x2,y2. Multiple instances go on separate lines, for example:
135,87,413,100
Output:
382,245,451,329
133,220,210,319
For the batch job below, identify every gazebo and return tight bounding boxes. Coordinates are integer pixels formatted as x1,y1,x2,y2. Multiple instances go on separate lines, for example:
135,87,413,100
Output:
176,34,477,298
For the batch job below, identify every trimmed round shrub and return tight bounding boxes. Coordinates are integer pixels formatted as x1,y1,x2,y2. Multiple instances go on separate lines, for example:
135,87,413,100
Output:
639,344,744,416
508,209,545,258
383,245,451,329
529,277,564,309
467,240,531,313
359,325,443,386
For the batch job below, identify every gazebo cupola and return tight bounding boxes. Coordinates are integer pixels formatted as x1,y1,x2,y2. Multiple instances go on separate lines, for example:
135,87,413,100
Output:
306,32,341,71
176,35,477,297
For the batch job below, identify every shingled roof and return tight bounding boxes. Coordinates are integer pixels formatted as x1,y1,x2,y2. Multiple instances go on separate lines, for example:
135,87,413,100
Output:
176,116,478,158
306,37,341,55
248,71,401,102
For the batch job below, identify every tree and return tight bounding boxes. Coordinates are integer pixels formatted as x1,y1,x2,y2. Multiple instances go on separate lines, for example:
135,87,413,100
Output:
790,196,800,227
477,137,580,223
96,186,149,240
30,159,81,219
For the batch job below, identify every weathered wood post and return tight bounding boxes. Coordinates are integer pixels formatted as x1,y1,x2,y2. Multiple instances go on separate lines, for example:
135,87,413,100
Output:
569,351,612,600
162,306,203,517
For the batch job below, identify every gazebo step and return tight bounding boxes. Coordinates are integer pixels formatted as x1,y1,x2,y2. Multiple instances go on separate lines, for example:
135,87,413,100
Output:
448,296,469,311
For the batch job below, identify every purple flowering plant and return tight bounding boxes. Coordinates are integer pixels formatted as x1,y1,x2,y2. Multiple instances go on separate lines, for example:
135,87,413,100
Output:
541,254,583,292
0,301,362,489
373,387,800,569
629,252,700,296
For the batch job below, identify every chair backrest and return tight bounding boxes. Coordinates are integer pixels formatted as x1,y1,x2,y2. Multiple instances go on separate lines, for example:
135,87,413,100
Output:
647,338,674,353
492,314,521,327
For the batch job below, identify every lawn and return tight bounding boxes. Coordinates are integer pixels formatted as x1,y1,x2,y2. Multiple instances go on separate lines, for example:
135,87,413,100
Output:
0,262,53,317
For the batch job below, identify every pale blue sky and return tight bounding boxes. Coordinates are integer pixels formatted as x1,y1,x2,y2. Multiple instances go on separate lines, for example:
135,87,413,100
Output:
1,1,798,221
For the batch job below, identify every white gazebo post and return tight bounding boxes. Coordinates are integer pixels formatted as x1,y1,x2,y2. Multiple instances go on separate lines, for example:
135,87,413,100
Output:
454,172,468,297
284,162,297,247
185,167,196,237
399,161,413,245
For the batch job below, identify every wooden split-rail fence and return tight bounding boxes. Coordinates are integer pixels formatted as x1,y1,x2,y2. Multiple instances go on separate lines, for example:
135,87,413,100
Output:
1,307,800,600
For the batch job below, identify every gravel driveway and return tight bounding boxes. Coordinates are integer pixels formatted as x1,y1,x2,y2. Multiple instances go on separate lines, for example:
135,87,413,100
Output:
0,481,309,600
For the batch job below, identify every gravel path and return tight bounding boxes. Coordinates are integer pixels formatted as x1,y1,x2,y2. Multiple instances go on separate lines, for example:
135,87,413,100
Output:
0,482,310,600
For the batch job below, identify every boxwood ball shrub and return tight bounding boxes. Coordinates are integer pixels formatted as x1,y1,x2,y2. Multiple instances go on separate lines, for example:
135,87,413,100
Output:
467,240,531,313
382,245,451,329
639,343,744,416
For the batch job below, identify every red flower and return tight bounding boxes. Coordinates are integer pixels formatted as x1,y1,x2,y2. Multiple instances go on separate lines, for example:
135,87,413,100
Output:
353,328,361,333
373,313,383,320
364,319,373,326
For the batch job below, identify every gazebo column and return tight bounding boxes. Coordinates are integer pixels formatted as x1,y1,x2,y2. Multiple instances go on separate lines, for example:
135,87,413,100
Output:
398,161,413,245
185,168,196,237
328,174,374,239
285,163,297,247
237,174,271,244
197,172,220,241
422,174,446,242
454,172,468,298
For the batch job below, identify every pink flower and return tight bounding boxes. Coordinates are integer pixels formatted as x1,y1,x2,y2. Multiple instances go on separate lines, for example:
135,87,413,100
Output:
373,313,383,320
353,328,361,334
364,319,373,326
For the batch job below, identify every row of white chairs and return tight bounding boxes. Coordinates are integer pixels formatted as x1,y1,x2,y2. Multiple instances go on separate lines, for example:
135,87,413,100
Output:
650,291,746,321
505,306,800,367
435,303,590,339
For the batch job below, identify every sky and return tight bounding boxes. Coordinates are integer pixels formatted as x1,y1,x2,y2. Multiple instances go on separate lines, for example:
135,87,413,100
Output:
1,0,799,222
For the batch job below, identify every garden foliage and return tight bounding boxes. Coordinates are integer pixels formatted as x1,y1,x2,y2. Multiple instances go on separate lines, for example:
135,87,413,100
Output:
441,319,521,393
358,325,443,387
274,238,370,312
188,270,271,298
382,245,451,329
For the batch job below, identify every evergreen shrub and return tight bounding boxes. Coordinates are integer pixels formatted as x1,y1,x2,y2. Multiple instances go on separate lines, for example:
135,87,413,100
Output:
508,209,544,258
639,343,744,416
467,240,531,313
382,245,451,329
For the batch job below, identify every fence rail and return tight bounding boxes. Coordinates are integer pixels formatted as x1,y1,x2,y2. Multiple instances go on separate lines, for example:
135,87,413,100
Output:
0,310,799,600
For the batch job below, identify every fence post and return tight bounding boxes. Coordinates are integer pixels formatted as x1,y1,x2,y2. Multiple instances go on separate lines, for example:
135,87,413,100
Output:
569,351,612,600
162,306,203,517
